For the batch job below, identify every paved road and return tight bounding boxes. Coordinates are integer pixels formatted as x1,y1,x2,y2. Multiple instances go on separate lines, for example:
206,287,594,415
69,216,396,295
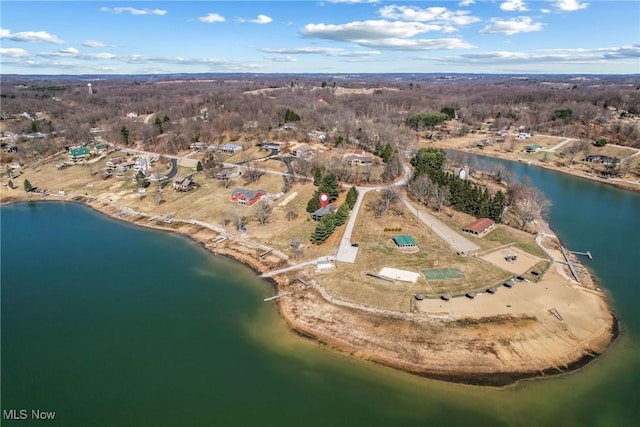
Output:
336,163,413,263
541,138,576,153
400,198,480,254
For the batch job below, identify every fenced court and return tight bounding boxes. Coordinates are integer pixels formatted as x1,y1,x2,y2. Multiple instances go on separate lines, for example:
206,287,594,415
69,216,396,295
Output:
421,268,464,280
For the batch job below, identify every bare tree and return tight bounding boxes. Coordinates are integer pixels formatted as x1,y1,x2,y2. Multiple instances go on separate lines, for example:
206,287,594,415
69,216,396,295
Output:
407,175,434,206
245,162,265,183
290,240,303,259
510,187,550,230
433,185,449,212
286,209,298,221
254,200,272,225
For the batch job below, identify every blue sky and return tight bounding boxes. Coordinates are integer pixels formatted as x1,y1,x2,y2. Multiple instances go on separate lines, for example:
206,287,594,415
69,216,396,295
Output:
1,1,638,74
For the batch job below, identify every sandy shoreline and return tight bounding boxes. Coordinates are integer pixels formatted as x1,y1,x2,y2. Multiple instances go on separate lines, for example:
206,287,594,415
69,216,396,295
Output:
1,194,618,387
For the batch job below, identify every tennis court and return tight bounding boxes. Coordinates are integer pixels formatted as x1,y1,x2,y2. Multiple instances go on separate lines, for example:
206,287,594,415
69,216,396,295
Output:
421,268,464,280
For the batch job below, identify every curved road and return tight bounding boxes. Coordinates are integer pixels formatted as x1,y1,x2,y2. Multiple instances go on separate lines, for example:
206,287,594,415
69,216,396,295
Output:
337,163,479,263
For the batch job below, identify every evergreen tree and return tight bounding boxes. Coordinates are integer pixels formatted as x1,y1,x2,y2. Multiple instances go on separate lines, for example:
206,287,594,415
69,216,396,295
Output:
306,194,321,213
196,161,203,172
319,173,339,202
7,179,15,189
321,212,337,234
313,167,322,186
119,126,129,145
334,204,349,226
489,191,506,223
310,221,330,244
346,186,359,209
23,179,33,192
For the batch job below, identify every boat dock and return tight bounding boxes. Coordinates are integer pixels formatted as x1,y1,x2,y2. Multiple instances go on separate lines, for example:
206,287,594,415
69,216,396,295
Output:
570,250,593,259
263,292,291,302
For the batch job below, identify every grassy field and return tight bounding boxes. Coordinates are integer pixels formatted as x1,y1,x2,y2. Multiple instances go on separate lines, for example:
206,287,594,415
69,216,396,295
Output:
318,192,513,312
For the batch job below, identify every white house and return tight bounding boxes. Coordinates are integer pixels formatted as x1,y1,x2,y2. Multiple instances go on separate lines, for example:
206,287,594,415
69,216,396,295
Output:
134,157,150,175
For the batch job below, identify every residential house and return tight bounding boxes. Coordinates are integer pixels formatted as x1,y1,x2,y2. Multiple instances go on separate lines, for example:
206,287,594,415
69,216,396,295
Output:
106,157,126,168
231,188,265,206
69,147,90,161
243,120,258,131
279,123,297,132
311,204,337,221
525,144,542,153
172,176,196,192
584,154,615,166
293,144,314,159
452,166,470,180
216,167,235,180
134,157,150,175
308,130,326,142
191,142,207,151
462,218,495,236
221,143,243,154
344,154,373,166
262,142,281,153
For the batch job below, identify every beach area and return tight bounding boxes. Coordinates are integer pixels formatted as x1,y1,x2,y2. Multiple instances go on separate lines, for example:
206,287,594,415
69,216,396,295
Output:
1,185,617,386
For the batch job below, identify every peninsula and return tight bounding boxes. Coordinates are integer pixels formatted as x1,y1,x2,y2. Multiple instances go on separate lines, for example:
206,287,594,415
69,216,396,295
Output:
2,74,631,385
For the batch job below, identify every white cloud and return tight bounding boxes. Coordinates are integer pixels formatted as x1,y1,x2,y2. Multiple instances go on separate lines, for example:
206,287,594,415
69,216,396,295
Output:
59,47,79,55
541,8,551,13
82,40,106,48
0,28,63,44
238,14,272,24
425,45,640,65
480,17,543,35
378,6,480,26
459,0,475,6
197,13,226,23
500,0,529,12
261,46,380,57
355,38,475,50
302,20,449,41
100,7,167,16
301,19,475,51
554,1,589,12
0,47,29,58
270,56,297,62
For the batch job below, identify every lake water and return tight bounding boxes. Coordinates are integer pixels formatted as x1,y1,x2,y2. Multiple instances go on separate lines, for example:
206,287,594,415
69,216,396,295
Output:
2,159,639,426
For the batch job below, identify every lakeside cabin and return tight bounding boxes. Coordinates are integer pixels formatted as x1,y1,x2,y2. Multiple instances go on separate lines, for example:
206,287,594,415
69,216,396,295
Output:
462,218,495,236
525,144,542,153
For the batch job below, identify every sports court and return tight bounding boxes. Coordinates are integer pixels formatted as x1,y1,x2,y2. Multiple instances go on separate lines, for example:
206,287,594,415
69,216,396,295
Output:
421,268,464,280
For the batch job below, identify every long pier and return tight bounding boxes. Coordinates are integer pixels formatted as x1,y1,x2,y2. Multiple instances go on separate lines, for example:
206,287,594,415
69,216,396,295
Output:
263,292,291,302
560,246,581,283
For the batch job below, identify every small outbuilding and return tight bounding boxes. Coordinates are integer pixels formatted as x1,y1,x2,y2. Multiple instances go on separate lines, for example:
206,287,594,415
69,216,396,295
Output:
462,218,495,236
393,234,417,248
311,204,337,221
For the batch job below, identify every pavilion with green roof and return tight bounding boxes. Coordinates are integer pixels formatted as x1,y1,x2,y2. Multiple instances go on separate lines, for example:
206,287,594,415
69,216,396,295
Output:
393,234,417,248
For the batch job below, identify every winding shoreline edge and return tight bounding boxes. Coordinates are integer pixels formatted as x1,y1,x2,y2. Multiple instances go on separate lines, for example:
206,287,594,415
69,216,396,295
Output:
1,197,620,387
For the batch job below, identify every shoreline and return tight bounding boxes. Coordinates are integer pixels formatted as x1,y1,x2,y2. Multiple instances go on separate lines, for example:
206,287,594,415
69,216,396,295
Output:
433,144,640,194
1,195,619,387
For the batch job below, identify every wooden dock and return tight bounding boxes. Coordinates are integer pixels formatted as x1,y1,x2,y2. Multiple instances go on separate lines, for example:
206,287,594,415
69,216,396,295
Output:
263,292,291,302
570,250,592,259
